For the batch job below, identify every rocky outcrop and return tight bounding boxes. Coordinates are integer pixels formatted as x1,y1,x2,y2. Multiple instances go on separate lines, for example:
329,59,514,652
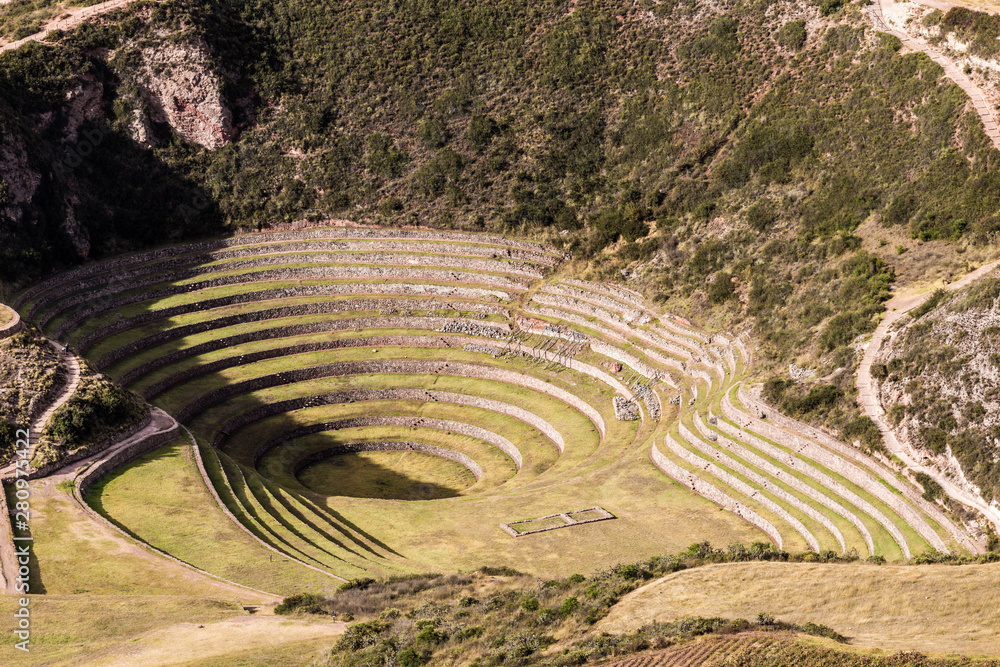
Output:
0,133,39,224
138,35,234,150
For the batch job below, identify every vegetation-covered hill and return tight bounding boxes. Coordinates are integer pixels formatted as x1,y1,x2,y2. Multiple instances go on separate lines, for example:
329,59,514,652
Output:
2,0,1000,487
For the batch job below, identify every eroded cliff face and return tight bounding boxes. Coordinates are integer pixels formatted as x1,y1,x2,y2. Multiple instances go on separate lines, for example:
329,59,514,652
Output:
136,35,235,150
0,27,234,268
0,132,39,225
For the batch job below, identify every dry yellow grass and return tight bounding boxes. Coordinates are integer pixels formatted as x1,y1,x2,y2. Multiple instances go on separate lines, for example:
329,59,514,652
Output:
597,561,1000,657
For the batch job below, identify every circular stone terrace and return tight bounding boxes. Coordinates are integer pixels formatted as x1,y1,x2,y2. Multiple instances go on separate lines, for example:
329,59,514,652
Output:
15,226,981,580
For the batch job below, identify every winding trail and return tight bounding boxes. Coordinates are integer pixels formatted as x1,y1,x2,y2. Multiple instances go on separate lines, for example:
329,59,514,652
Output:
28,340,80,456
857,258,1000,534
868,0,1000,150
0,0,146,54
0,339,81,479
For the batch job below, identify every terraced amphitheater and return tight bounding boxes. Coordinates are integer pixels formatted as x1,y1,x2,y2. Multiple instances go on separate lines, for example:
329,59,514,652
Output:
15,226,983,586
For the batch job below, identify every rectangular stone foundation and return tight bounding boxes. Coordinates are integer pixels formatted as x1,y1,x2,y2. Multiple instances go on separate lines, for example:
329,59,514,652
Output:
498,506,615,537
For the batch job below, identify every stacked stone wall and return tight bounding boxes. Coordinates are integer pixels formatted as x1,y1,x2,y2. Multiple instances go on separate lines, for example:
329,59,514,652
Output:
15,226,559,311
141,332,486,398
175,359,606,443
679,421,846,552
97,305,509,369
0,307,22,340
722,391,946,553
542,285,642,322
665,432,819,551
695,413,873,555
36,265,529,329
562,279,646,311
256,416,521,470
650,441,782,548
28,412,153,479
738,384,970,551
73,284,508,349
214,388,565,454
120,321,496,390
75,418,180,497
717,398,913,558
291,441,483,481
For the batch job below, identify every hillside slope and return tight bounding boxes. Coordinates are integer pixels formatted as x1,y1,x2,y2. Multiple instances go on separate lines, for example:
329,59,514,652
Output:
0,0,998,363
871,275,1000,542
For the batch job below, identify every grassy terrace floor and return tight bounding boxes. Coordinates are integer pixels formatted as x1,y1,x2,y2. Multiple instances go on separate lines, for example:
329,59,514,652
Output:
86,438,343,595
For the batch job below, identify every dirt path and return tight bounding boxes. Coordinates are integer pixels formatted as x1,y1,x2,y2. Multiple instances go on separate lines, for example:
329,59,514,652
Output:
28,341,79,458
0,0,145,54
868,0,1000,151
857,258,1000,534
70,615,344,666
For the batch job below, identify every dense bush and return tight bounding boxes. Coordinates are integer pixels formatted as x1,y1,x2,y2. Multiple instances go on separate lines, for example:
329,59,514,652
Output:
40,373,147,464
275,592,330,615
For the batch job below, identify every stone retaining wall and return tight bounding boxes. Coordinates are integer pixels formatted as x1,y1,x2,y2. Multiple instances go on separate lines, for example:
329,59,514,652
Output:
656,318,710,343
188,432,346,584
563,279,646,311
73,284,508,350
612,397,639,421
35,264,529,329
528,302,686,380
542,284,642,323
15,226,559,311
0,306,21,340
256,416,521,470
436,320,508,339
722,391,946,554
736,383,968,549
292,440,483,481
498,506,615,537
680,421,845,552
49,241,553,302
695,413,872,555
29,412,153,479
214,388,565,454
589,340,666,382
96,304,509,370
140,332,486,398
665,432,819,551
717,398,913,559
175,359,607,444
650,441,782,549
650,323,702,354
75,418,180,497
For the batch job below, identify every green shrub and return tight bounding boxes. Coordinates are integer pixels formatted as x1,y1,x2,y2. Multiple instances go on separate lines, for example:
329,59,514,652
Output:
776,20,806,50
366,133,408,177
274,592,327,615
467,114,499,151
340,577,376,591
558,596,580,618
915,472,944,502
708,271,735,304
336,620,390,650
398,646,428,667
417,116,450,148
841,417,885,454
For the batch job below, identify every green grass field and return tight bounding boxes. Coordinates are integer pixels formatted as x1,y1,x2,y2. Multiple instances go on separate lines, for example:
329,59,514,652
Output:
86,438,344,596
297,450,478,499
